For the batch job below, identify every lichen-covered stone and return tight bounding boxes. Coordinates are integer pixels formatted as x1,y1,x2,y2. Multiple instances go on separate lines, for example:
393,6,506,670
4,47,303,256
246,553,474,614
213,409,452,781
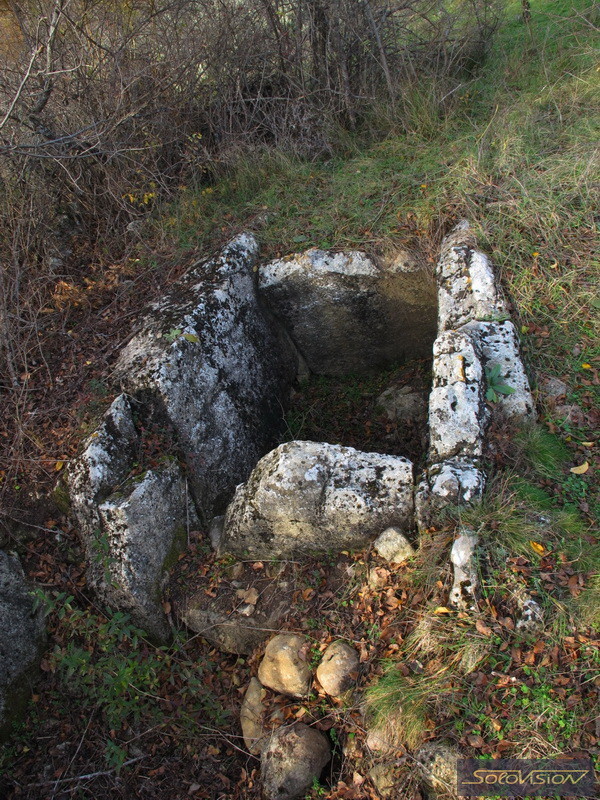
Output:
428,331,487,462
437,220,507,332
220,441,414,559
449,531,479,611
373,527,416,563
462,320,535,421
416,458,485,531
113,233,296,523
93,462,197,641
316,640,359,697
258,247,436,375
261,723,331,800
0,551,45,738
258,634,312,698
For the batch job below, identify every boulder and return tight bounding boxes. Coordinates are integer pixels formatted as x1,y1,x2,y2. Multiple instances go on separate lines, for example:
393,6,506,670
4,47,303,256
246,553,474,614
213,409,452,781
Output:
258,248,437,375
0,551,45,738
449,531,479,611
67,394,140,537
112,233,296,523
220,441,414,560
316,640,359,697
415,741,460,799
258,634,312,698
261,723,331,800
373,527,416,564
428,330,487,463
240,677,267,755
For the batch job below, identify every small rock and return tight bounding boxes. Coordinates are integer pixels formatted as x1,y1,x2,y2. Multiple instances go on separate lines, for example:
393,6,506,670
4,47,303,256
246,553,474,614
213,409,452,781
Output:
365,727,395,755
373,527,416,564
369,762,397,798
516,594,544,635
316,641,359,697
416,741,460,799
376,387,426,423
240,678,267,755
261,723,331,800
449,531,478,611
258,634,312,698
540,376,568,400
554,403,585,426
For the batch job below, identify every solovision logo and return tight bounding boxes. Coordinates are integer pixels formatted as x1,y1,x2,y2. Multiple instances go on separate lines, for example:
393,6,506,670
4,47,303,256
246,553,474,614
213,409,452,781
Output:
457,758,596,797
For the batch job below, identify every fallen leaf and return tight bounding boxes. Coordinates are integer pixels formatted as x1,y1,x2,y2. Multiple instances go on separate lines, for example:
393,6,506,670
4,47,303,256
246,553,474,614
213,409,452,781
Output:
434,606,453,614
570,462,589,474
476,619,492,636
54,460,64,471
581,442,594,447
162,601,172,614
530,541,546,556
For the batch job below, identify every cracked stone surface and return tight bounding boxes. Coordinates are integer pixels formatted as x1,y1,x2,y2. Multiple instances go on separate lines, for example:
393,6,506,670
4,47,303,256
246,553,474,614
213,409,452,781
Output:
220,441,414,559
259,247,437,375
94,462,198,641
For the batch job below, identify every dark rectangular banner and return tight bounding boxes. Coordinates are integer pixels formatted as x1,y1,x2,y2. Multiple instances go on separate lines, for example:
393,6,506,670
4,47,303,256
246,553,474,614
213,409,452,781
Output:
457,758,596,797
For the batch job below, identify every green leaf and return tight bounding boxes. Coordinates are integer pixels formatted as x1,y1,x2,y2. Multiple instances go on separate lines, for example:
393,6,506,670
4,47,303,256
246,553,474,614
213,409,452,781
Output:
495,383,516,395
486,386,499,403
182,333,199,343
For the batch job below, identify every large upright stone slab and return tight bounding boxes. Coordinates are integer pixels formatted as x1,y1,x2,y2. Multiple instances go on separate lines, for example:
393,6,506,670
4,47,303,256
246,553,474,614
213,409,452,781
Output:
113,233,297,521
0,551,45,738
258,248,436,375
220,441,414,559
